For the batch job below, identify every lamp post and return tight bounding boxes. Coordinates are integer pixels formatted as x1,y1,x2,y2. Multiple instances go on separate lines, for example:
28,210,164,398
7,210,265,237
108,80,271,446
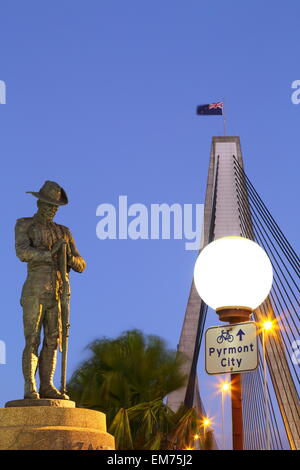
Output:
202,417,211,449
194,236,273,450
221,382,230,449
193,433,199,451
203,418,210,437
262,320,273,450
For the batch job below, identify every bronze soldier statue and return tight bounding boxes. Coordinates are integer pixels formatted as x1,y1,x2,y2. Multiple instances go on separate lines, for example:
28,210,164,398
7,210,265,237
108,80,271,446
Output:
15,181,86,400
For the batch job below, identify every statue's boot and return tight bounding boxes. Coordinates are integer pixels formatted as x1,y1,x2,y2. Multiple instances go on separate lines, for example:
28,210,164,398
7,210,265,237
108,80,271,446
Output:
22,349,40,399
39,347,69,400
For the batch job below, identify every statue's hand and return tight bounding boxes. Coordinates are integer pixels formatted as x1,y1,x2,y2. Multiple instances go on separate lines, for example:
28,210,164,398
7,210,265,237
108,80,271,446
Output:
51,239,67,256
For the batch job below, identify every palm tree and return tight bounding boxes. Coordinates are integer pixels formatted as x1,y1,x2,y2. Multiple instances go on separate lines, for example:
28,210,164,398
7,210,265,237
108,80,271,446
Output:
68,329,204,450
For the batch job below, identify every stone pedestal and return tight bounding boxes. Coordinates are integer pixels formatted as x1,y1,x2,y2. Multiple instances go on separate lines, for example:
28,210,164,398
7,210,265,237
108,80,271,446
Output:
0,399,115,450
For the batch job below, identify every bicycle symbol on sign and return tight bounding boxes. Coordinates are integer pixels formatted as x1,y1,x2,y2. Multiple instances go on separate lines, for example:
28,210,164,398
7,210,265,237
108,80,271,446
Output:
217,329,234,344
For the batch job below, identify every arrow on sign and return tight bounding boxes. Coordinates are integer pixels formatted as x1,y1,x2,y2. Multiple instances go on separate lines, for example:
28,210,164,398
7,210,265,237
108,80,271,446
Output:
236,329,245,342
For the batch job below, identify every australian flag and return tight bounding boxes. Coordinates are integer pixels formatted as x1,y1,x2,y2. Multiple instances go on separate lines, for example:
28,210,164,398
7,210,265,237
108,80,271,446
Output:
196,102,224,115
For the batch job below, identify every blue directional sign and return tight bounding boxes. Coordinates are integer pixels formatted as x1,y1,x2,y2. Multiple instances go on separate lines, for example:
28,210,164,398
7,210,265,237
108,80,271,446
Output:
205,321,258,375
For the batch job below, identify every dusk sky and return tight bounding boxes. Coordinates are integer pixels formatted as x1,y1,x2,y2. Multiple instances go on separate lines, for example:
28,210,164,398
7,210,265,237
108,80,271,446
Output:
0,1,299,448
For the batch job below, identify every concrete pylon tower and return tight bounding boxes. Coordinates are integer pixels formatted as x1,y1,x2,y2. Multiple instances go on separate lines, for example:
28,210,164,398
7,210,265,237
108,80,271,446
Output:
168,136,245,412
167,136,300,450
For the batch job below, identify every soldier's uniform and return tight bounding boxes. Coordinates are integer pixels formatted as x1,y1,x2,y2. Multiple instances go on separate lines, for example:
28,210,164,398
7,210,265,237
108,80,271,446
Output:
15,181,86,399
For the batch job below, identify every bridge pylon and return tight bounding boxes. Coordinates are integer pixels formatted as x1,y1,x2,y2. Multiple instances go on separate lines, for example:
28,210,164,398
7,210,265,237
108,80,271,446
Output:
167,136,300,450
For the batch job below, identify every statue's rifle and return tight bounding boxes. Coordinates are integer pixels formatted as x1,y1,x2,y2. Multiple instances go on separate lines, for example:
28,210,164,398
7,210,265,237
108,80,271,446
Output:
59,242,70,396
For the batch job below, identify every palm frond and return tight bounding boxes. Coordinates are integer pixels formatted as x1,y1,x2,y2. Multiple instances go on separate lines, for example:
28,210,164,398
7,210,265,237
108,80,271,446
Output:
108,408,133,450
169,405,198,450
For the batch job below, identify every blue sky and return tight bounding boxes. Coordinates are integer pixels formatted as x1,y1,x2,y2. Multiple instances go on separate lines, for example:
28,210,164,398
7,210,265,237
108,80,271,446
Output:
0,1,299,448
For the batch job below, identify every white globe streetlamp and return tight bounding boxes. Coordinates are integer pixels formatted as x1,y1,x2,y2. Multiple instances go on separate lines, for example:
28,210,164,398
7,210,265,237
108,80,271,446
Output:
193,236,273,323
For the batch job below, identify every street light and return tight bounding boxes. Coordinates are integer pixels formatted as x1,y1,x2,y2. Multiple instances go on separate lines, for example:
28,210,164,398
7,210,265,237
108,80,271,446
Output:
263,321,273,331
194,236,273,450
222,382,230,392
194,236,273,323
220,381,230,450
202,418,210,435
202,417,210,443
262,320,274,450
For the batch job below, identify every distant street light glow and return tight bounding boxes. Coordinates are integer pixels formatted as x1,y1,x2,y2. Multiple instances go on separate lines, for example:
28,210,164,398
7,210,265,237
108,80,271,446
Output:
263,321,273,331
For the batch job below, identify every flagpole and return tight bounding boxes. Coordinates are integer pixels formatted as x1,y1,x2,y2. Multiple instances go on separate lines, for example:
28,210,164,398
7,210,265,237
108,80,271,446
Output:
223,101,227,136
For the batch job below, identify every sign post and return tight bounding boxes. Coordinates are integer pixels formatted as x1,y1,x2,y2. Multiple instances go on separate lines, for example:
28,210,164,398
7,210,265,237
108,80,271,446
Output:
205,320,258,450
